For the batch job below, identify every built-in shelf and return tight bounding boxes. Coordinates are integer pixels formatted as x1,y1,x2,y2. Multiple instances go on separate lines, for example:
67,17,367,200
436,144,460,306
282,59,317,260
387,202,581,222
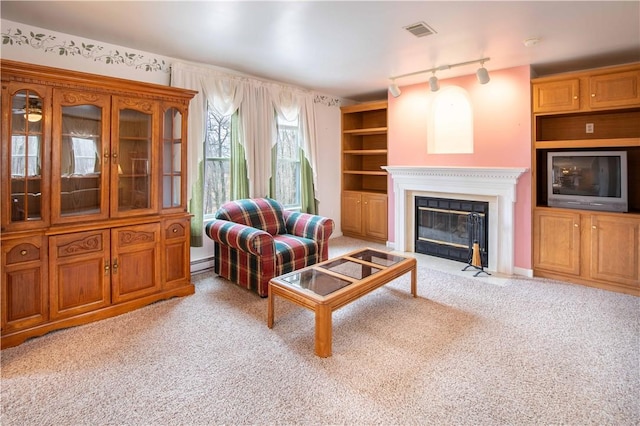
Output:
341,100,389,243
343,127,387,135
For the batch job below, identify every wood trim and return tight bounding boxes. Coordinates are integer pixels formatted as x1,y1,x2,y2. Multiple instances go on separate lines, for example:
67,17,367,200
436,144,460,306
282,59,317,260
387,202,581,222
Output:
1,59,197,102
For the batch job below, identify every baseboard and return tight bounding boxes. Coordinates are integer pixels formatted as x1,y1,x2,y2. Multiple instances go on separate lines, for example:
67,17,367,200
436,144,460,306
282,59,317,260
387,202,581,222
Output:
191,257,214,274
513,266,533,278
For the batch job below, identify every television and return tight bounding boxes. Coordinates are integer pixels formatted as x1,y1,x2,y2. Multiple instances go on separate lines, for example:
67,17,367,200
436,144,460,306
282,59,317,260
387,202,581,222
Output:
547,150,628,212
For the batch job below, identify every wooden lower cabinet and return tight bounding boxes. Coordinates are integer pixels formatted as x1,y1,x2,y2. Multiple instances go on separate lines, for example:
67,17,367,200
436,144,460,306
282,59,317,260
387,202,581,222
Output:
533,209,581,275
162,217,191,290
589,215,640,287
111,223,162,303
533,208,640,295
341,191,387,243
49,230,111,320
1,235,48,334
1,219,194,348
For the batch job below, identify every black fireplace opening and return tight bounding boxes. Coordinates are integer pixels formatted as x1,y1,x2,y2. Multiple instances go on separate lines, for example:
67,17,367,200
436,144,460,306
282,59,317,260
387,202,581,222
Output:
415,197,489,266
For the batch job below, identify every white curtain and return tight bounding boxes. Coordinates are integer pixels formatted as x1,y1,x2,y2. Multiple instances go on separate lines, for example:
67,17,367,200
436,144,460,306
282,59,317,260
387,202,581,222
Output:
239,83,273,198
171,61,321,213
270,87,319,191
201,76,243,116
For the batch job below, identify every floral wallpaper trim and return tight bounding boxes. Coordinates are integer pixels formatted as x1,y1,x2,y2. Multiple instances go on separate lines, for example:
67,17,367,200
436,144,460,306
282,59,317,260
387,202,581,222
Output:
314,94,341,107
1,27,170,73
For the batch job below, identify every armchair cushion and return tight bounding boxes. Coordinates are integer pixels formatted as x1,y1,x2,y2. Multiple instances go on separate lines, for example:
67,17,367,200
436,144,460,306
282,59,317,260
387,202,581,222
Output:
205,198,334,297
214,197,286,236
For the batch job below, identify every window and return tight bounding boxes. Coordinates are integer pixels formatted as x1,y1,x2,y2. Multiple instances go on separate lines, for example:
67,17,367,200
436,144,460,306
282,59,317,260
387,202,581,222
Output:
11,135,40,177
202,105,303,216
203,105,232,216
274,115,301,209
71,137,98,174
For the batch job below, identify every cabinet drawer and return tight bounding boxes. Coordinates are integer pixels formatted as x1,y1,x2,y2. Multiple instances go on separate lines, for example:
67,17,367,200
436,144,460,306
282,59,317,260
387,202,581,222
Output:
165,221,187,239
6,242,41,264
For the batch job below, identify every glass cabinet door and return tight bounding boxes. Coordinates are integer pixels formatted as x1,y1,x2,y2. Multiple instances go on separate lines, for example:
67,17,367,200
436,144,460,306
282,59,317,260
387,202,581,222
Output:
162,106,186,211
2,84,50,230
51,89,111,223
112,97,157,216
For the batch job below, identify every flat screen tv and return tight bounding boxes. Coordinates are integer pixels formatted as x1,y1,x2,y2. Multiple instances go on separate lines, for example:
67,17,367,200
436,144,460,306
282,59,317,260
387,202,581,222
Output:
547,150,628,212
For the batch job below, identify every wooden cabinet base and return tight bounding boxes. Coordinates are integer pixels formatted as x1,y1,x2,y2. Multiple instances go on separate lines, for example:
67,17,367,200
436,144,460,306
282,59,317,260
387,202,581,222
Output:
534,269,639,297
1,284,194,349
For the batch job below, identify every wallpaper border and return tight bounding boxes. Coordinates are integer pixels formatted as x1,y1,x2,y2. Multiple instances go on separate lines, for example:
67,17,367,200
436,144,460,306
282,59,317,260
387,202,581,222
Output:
1,26,170,73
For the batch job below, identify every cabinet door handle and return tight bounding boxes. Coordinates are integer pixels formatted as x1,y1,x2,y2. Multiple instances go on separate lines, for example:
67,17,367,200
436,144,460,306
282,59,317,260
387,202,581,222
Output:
20,249,28,256
104,149,110,159
112,151,118,159
104,260,110,275
592,225,597,229
591,93,596,97
112,258,118,273
574,223,579,228
573,95,578,100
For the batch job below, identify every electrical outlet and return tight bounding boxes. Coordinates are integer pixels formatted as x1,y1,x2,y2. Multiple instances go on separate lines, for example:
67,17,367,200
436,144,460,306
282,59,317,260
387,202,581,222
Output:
586,123,594,133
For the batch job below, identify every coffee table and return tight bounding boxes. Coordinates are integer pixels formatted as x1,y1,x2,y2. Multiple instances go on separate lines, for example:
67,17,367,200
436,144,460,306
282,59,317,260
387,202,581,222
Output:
267,248,417,357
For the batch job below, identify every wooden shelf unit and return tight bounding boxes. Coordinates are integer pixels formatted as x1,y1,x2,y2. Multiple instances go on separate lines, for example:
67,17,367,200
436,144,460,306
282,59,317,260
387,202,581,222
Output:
341,101,389,243
531,62,640,296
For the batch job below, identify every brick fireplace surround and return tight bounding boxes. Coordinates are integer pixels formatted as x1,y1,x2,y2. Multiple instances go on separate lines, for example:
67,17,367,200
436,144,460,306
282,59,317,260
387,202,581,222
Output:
383,166,527,275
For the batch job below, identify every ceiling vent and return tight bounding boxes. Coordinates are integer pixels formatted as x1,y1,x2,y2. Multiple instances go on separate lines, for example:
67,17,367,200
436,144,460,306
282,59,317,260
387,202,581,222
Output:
404,22,437,38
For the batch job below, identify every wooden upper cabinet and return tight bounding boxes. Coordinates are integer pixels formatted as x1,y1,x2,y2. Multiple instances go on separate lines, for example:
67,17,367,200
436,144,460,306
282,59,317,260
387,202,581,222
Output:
111,96,159,218
1,82,52,232
532,79,580,113
160,102,188,213
51,89,111,224
532,63,640,114
589,70,640,109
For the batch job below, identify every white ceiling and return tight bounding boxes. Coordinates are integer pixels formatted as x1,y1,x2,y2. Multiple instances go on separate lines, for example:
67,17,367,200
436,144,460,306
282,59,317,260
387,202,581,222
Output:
2,1,639,101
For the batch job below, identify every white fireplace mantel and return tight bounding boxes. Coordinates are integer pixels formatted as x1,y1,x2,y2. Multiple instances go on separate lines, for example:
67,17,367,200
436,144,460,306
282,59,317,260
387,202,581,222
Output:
383,166,528,275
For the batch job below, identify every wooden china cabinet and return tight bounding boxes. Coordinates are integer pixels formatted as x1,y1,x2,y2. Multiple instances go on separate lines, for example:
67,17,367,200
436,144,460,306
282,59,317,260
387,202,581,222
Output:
1,60,197,348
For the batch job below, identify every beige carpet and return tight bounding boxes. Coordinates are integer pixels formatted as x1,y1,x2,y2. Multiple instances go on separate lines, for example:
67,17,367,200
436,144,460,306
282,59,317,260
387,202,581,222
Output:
1,237,639,425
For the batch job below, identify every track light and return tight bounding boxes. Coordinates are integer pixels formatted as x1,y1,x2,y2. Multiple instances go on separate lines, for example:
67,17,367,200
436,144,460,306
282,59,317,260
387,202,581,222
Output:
476,62,490,84
428,74,439,92
388,81,401,97
389,57,490,96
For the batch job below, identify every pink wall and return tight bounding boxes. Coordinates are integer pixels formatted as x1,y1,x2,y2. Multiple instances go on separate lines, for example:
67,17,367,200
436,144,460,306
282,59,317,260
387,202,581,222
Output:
387,65,533,270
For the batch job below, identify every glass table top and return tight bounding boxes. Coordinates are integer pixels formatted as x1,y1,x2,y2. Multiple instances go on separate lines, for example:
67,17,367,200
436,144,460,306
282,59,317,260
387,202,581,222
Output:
276,249,407,297
347,249,407,267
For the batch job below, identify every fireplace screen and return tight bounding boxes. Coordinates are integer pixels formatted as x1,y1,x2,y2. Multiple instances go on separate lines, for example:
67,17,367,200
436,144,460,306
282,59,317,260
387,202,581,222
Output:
415,197,488,266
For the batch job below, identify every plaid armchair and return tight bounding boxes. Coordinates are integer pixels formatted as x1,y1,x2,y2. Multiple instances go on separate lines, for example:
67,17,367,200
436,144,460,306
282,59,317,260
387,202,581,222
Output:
205,198,335,297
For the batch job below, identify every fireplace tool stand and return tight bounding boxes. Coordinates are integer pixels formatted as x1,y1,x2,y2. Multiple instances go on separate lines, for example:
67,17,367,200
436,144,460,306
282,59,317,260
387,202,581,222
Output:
462,212,491,277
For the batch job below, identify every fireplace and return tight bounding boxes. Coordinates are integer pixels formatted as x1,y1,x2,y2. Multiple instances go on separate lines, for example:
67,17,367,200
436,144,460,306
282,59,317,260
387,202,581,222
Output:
415,197,488,266
383,166,527,275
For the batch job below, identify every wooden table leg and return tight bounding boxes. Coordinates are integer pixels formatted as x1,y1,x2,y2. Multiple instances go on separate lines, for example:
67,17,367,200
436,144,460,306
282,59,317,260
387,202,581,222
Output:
411,262,417,297
315,304,332,357
267,284,274,328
